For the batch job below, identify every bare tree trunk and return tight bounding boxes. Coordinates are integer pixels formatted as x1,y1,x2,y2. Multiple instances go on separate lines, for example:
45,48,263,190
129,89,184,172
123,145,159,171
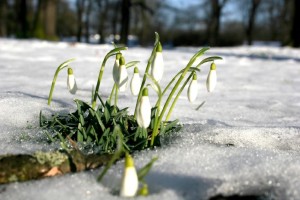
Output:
85,0,92,43
120,0,131,45
76,0,85,42
32,0,43,38
0,0,7,37
292,0,300,47
208,0,220,46
97,0,109,44
112,1,120,43
15,0,29,38
44,0,57,40
206,0,227,46
246,0,261,45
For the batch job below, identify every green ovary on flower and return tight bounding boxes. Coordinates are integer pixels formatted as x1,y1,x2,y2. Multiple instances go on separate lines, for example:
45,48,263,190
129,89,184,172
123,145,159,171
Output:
130,67,141,96
150,42,164,82
120,153,139,197
136,88,151,128
67,67,77,94
206,63,217,92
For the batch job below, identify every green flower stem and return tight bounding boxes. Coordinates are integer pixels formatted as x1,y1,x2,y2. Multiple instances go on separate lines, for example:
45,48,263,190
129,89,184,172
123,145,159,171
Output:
156,71,181,107
133,44,158,118
92,47,127,109
92,62,107,109
47,58,75,105
150,48,209,146
114,86,119,106
108,84,116,104
165,72,194,121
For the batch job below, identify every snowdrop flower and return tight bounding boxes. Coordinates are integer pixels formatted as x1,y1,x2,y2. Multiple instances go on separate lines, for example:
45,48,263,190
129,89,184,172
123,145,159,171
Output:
130,67,141,96
136,88,151,128
113,53,122,85
118,56,128,92
187,73,198,102
151,42,164,82
206,63,217,92
120,153,139,197
67,67,77,94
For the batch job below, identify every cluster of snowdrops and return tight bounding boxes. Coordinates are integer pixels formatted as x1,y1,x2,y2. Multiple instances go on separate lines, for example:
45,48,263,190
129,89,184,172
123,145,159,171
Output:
44,33,221,197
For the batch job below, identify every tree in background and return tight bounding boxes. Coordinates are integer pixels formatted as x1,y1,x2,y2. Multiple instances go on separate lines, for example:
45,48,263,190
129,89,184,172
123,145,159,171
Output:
206,0,228,46
0,0,8,37
15,0,29,38
96,0,109,44
119,0,155,45
56,0,77,39
291,0,300,47
120,0,130,44
0,0,299,47
76,0,85,42
44,0,57,40
84,0,92,43
246,0,261,45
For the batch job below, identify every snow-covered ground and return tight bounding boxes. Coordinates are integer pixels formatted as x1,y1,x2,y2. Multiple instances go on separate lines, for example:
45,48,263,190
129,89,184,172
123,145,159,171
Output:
0,38,299,200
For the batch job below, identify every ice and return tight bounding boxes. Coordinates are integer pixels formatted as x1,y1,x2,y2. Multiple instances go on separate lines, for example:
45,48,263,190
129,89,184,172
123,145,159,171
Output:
0,38,300,199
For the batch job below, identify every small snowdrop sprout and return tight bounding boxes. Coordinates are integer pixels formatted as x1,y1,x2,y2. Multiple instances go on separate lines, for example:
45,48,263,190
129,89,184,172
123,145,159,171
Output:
113,53,122,85
151,42,164,82
206,62,217,92
138,183,149,196
136,88,151,129
118,56,128,92
130,67,141,96
187,73,198,102
120,153,139,197
67,67,77,94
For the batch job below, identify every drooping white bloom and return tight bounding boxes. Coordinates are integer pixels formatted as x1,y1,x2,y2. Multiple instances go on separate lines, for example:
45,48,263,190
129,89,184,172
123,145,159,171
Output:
187,73,198,102
118,56,128,92
136,88,151,128
130,67,141,96
206,63,217,92
150,42,164,82
120,153,139,197
112,53,121,84
67,67,77,94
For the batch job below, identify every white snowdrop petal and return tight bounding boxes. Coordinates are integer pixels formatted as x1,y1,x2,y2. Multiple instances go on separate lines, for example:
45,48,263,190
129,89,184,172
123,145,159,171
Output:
137,96,151,128
188,79,198,102
112,60,120,84
118,65,128,92
206,70,217,92
67,74,77,94
151,52,164,82
130,73,141,96
120,167,139,197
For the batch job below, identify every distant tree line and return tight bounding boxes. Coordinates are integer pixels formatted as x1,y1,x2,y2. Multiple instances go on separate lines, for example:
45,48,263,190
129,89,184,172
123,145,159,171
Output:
0,0,299,47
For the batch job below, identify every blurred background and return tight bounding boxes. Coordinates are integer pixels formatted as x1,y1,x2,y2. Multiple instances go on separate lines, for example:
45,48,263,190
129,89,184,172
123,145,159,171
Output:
0,0,299,47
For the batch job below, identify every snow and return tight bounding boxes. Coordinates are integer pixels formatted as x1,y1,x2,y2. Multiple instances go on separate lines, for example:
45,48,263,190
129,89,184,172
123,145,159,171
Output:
0,38,300,200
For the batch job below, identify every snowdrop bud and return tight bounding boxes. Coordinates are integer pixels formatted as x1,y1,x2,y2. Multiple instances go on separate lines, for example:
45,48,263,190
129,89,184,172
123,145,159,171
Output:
206,63,217,92
151,42,164,82
67,67,77,94
120,153,139,197
130,67,141,96
187,73,198,102
113,53,122,84
118,56,128,92
136,88,151,129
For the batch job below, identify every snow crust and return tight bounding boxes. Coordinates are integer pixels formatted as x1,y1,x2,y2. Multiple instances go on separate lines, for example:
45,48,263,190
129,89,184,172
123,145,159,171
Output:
0,38,300,199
